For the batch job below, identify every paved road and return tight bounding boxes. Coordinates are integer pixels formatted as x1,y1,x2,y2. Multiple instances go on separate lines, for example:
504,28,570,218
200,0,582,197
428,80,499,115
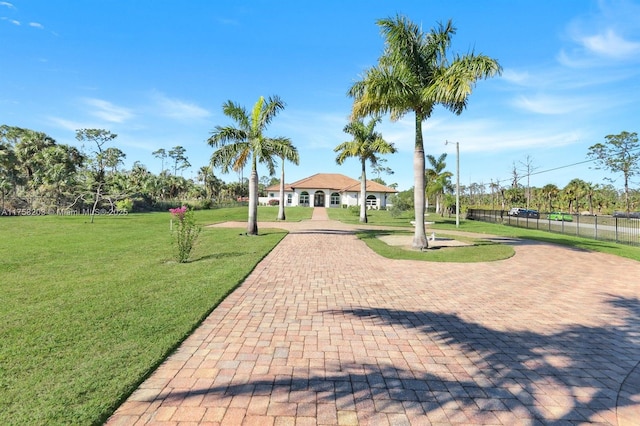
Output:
107,209,640,425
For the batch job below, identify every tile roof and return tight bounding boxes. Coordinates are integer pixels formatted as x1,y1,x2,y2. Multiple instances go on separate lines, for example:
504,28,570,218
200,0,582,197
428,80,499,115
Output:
266,173,397,193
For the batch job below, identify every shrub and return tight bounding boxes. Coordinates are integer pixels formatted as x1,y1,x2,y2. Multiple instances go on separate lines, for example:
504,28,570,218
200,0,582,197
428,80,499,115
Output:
268,199,279,206
115,198,133,213
169,206,201,263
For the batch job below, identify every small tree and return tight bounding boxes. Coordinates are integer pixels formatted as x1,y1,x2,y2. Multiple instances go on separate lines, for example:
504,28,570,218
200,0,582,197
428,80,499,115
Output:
587,131,640,213
152,148,167,173
168,146,190,176
75,129,118,223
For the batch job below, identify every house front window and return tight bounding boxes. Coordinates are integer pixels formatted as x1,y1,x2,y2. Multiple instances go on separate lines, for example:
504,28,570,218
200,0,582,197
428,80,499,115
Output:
366,195,377,207
300,191,309,206
287,194,292,205
330,192,340,206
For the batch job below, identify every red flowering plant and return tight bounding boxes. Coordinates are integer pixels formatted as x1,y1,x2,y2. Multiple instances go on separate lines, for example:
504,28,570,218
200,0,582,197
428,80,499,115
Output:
169,206,200,263
169,206,187,220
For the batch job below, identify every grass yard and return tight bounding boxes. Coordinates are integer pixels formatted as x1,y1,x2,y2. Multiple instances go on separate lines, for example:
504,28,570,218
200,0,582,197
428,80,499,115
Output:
206,205,313,223
327,207,640,262
0,209,289,425
326,206,415,227
357,230,515,262
437,216,640,262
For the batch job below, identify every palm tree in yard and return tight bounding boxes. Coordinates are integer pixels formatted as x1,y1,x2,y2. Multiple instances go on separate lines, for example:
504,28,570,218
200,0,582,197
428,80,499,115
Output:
208,95,289,235
274,140,299,221
425,153,453,214
334,116,396,223
348,16,501,248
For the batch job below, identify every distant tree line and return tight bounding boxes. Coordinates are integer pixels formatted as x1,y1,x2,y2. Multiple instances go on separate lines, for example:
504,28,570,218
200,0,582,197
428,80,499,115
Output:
0,124,274,214
385,131,640,216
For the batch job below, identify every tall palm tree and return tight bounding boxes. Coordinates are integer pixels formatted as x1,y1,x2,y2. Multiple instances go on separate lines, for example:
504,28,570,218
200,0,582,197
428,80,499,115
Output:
348,16,501,248
540,183,559,213
334,117,396,223
563,178,587,213
425,153,453,214
208,95,289,235
273,140,299,221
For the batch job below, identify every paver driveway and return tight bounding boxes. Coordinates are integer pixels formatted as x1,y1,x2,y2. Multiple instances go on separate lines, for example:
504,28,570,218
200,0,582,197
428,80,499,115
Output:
107,209,640,425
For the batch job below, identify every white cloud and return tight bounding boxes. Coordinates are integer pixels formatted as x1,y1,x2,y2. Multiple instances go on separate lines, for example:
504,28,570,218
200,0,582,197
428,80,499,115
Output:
29,22,43,29
83,98,134,123
500,69,531,85
580,29,640,58
379,114,585,154
512,94,580,115
0,2,15,9
1,17,19,25
150,91,210,121
561,1,640,66
47,116,95,132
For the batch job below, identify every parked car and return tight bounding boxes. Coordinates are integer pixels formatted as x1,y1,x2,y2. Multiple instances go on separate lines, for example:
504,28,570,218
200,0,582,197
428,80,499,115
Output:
508,208,539,218
548,212,573,221
525,209,540,219
613,211,640,219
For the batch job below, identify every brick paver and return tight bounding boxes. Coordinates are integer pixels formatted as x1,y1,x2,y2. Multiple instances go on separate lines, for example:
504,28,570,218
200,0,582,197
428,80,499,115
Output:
107,208,640,425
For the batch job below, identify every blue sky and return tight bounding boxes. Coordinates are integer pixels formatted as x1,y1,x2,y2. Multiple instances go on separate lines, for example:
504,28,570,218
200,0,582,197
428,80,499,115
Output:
1,0,639,192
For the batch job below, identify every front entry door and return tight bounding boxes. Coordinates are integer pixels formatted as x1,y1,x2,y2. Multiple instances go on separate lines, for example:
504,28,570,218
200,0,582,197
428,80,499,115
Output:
314,192,325,207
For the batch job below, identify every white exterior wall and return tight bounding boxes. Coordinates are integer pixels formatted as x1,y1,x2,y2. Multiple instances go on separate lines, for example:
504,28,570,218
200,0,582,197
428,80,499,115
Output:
342,193,357,207
266,189,391,208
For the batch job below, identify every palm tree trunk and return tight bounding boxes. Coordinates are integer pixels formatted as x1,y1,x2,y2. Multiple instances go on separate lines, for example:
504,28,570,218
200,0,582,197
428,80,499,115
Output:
247,161,259,235
413,114,428,249
360,159,367,223
277,159,285,221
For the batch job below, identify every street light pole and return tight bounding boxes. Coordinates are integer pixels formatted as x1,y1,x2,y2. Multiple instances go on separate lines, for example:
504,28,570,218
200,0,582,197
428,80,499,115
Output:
445,141,460,228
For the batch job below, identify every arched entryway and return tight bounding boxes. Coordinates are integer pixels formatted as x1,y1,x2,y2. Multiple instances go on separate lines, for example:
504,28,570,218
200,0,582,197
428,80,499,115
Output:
314,191,325,207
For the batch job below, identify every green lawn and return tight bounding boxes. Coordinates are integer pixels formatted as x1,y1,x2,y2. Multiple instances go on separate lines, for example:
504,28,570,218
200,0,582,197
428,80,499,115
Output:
0,209,290,425
436,216,640,262
207,205,313,223
327,207,640,262
326,206,415,226
357,229,515,262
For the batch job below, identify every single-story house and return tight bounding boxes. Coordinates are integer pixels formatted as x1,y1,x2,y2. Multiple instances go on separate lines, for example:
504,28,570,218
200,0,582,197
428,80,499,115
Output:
264,173,397,208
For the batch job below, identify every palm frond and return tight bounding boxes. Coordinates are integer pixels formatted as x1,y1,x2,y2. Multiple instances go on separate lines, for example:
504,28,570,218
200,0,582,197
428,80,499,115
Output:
210,143,250,173
221,100,250,130
208,126,248,147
